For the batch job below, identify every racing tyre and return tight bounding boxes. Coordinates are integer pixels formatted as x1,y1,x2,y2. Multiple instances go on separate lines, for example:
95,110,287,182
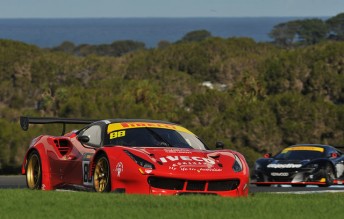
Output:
93,155,111,192
26,151,42,190
319,164,335,187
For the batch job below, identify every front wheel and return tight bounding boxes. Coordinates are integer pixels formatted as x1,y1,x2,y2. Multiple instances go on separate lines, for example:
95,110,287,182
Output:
93,156,111,192
319,164,335,187
26,151,42,189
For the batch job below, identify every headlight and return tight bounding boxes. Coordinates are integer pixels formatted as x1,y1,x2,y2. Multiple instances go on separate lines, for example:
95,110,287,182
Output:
124,150,155,169
232,155,243,172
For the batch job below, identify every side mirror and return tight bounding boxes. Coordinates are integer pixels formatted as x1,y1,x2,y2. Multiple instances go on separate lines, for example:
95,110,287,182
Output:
264,153,272,158
77,135,90,143
215,142,224,149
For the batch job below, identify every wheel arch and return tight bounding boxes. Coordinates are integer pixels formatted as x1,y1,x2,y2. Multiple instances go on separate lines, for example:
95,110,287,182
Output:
326,160,337,177
22,144,53,190
22,148,38,175
89,149,110,179
91,149,113,192
317,159,337,175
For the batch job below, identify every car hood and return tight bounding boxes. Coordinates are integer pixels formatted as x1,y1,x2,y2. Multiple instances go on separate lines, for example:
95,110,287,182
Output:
265,159,312,169
124,147,241,178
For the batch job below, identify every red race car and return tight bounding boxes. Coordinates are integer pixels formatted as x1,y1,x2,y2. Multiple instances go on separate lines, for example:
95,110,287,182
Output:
20,116,249,197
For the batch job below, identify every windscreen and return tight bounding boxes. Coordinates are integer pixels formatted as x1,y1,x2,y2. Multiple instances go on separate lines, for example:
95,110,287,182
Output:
274,146,325,160
103,122,208,150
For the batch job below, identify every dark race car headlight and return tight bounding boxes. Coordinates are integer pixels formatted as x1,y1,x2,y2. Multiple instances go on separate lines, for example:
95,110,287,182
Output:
232,155,243,172
124,150,155,169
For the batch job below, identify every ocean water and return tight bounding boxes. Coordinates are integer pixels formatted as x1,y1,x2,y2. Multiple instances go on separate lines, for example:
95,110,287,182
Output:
0,17,314,48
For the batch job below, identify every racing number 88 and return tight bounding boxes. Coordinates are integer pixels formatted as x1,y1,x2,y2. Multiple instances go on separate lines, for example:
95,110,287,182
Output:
110,130,126,139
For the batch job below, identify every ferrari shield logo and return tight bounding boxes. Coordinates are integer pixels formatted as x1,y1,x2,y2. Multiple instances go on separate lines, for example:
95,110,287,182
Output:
115,162,124,177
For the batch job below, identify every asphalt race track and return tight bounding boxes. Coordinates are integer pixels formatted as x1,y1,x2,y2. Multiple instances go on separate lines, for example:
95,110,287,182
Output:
0,175,26,189
1,175,344,193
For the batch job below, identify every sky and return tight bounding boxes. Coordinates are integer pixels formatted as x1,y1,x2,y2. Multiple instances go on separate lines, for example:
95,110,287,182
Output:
0,0,343,18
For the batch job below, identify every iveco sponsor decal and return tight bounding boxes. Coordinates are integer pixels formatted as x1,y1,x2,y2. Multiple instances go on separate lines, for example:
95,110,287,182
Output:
159,155,215,164
267,163,302,168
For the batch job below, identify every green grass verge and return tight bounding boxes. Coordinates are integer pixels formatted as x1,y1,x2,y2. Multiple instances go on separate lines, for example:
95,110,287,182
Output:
1,189,343,219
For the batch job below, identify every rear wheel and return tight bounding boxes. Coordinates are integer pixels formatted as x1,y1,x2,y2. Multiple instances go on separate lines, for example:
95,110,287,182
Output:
26,151,42,189
93,156,111,192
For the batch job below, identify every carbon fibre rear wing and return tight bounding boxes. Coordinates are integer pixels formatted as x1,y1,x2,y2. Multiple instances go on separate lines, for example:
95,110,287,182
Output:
20,116,98,135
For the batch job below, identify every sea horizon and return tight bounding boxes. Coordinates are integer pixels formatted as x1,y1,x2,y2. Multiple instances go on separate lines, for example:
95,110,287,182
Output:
0,15,328,19
0,17,328,48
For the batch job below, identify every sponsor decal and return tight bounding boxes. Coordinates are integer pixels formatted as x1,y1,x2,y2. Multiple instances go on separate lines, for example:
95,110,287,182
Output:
199,168,222,172
159,155,215,164
267,163,302,168
171,166,222,172
271,172,289,176
115,162,124,177
168,163,222,172
107,122,193,134
163,148,192,154
282,146,324,153
164,156,222,172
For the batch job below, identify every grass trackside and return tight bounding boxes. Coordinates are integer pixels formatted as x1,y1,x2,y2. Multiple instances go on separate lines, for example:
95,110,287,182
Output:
1,190,344,219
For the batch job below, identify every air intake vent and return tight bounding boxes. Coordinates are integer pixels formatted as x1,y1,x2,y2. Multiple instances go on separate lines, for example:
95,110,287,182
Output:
54,139,71,156
186,181,206,191
208,180,240,191
148,177,184,190
148,177,240,192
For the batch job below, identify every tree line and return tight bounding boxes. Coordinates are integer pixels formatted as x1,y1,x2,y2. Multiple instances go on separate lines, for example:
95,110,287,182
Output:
270,12,344,46
50,13,344,58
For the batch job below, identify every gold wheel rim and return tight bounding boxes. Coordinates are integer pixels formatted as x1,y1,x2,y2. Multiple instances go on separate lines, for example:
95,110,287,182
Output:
94,157,109,192
27,154,41,189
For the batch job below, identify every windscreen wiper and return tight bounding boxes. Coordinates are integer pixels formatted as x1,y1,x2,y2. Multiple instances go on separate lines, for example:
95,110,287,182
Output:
145,128,173,147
